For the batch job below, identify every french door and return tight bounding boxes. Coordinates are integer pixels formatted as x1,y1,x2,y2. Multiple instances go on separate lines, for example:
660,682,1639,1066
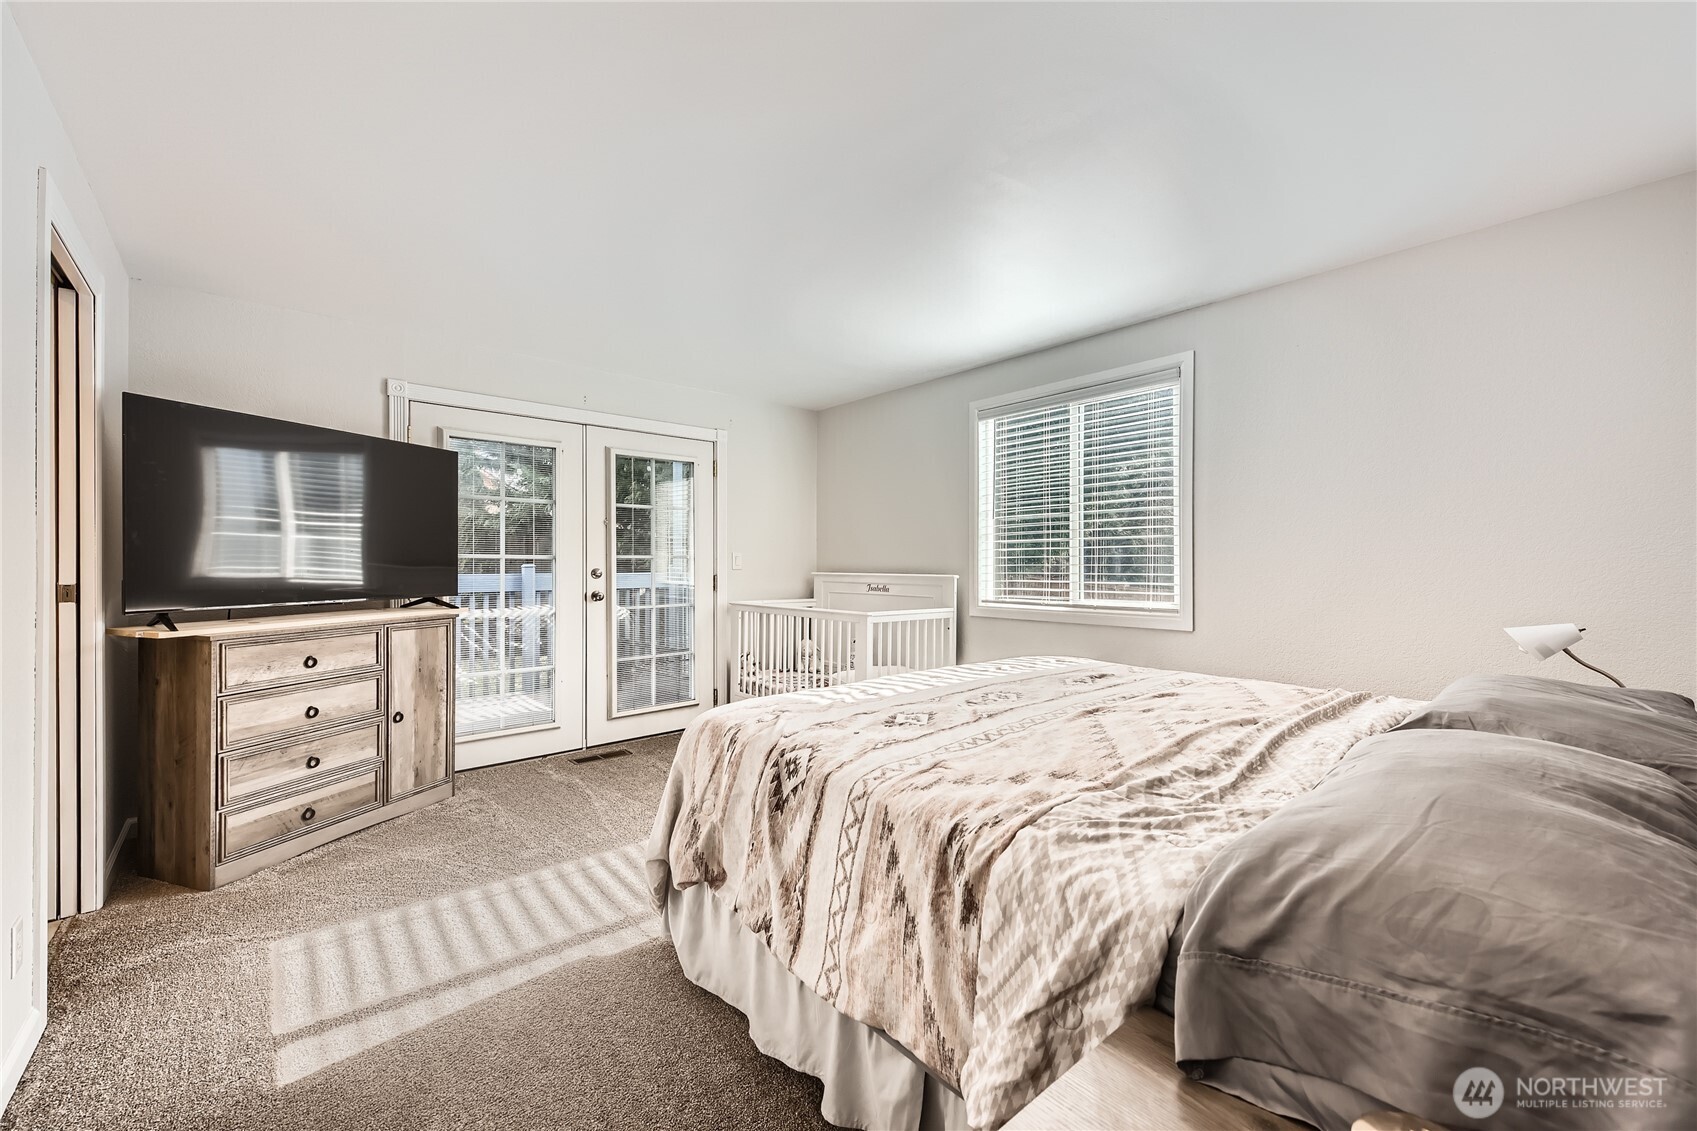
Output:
407,405,714,767
585,428,715,745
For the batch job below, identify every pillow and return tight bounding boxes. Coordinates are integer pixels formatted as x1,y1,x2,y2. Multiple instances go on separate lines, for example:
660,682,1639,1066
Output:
1394,673,1697,789
1172,728,1697,1131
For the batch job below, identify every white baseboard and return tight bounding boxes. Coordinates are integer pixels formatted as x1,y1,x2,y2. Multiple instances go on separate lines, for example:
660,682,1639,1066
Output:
0,1005,46,1114
103,816,137,886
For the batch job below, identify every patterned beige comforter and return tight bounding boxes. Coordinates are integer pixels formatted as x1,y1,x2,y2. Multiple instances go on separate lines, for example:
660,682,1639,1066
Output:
646,657,1415,1129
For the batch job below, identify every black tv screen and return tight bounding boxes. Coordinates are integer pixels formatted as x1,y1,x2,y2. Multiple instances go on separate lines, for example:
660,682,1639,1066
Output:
123,394,457,614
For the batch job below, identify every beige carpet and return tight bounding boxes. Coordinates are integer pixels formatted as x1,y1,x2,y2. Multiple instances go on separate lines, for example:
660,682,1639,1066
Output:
3,737,837,1131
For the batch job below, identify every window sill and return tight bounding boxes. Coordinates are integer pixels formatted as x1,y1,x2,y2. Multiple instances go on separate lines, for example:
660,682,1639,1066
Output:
970,601,1194,632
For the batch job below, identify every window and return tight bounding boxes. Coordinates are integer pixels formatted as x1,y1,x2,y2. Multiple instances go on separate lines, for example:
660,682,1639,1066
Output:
972,352,1193,630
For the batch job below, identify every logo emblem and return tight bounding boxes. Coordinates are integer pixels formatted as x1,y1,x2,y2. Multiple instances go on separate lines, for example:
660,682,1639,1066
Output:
1453,1067,1504,1118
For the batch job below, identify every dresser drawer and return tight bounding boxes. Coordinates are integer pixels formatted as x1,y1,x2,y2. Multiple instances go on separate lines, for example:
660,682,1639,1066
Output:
219,768,381,861
221,677,381,749
220,723,383,807
221,630,381,692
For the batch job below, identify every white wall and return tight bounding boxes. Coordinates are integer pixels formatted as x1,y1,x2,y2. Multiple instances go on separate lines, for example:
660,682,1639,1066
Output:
127,281,819,611
0,5,130,1107
819,175,1696,699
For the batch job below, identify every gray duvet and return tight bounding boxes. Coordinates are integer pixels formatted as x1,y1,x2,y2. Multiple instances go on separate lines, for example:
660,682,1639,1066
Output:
1172,699,1697,1130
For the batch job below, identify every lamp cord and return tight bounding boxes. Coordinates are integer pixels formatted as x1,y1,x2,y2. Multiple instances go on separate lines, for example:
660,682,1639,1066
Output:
1562,647,1626,689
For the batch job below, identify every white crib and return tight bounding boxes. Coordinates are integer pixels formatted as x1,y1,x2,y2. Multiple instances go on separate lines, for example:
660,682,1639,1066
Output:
731,573,958,700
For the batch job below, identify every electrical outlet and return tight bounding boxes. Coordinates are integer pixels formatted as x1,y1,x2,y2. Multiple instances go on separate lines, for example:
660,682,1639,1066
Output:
8,916,23,978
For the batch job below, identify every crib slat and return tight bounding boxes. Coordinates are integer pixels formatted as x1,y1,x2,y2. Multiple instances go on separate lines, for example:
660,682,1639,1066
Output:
733,598,966,699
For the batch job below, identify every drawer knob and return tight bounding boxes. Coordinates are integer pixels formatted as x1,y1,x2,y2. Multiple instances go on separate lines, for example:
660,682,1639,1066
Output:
301,807,317,823
303,655,318,669
305,756,321,769
305,705,320,720
392,711,405,724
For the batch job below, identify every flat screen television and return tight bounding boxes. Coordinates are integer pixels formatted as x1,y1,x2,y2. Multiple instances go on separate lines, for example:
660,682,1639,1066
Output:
123,393,457,614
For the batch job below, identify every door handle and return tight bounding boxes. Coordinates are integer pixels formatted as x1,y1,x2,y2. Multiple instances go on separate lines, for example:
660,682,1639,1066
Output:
589,591,606,602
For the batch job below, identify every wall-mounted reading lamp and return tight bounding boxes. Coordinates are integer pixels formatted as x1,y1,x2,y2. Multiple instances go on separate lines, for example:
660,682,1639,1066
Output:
1503,623,1625,688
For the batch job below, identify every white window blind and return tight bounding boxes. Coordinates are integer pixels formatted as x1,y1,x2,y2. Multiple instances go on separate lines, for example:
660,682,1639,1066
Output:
974,356,1191,628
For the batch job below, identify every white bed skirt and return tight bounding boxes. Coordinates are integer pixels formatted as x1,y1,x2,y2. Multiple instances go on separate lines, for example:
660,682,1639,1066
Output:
664,884,970,1131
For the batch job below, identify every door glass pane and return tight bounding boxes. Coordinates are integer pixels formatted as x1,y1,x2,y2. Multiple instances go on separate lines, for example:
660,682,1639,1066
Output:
612,455,696,713
449,436,556,737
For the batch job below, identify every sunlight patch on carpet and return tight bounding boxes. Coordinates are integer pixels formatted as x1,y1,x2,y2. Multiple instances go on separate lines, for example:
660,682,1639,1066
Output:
268,839,659,1084
272,918,661,1087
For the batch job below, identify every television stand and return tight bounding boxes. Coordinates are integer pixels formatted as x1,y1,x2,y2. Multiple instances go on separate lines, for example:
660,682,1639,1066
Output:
401,596,459,610
145,612,180,632
109,605,460,889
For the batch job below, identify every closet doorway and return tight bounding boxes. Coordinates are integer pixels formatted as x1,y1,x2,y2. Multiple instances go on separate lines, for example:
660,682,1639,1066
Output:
406,400,718,768
46,226,101,918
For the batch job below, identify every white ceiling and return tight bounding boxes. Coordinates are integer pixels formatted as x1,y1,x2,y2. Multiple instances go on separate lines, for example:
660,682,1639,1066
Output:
13,2,1695,410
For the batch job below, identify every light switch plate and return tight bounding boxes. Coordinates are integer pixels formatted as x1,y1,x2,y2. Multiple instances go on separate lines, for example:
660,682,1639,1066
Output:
732,553,744,570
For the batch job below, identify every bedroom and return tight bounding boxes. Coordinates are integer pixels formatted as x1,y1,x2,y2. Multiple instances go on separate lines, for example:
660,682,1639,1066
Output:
1,2,1692,1130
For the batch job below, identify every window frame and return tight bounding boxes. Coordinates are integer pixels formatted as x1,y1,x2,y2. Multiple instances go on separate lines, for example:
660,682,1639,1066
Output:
969,350,1194,632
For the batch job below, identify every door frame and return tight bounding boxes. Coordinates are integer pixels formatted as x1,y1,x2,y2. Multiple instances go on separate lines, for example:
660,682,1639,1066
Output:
36,172,109,913
28,171,110,1067
385,380,732,719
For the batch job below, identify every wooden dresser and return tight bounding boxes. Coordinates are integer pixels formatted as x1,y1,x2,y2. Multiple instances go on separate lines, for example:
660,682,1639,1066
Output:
112,607,458,890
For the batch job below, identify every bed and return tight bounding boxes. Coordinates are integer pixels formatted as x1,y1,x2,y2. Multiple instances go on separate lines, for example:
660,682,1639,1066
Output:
645,656,1414,1129
730,572,957,700
645,661,1697,1130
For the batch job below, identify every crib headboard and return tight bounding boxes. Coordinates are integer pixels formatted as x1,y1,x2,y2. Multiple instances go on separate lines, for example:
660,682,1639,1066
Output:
811,572,958,613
